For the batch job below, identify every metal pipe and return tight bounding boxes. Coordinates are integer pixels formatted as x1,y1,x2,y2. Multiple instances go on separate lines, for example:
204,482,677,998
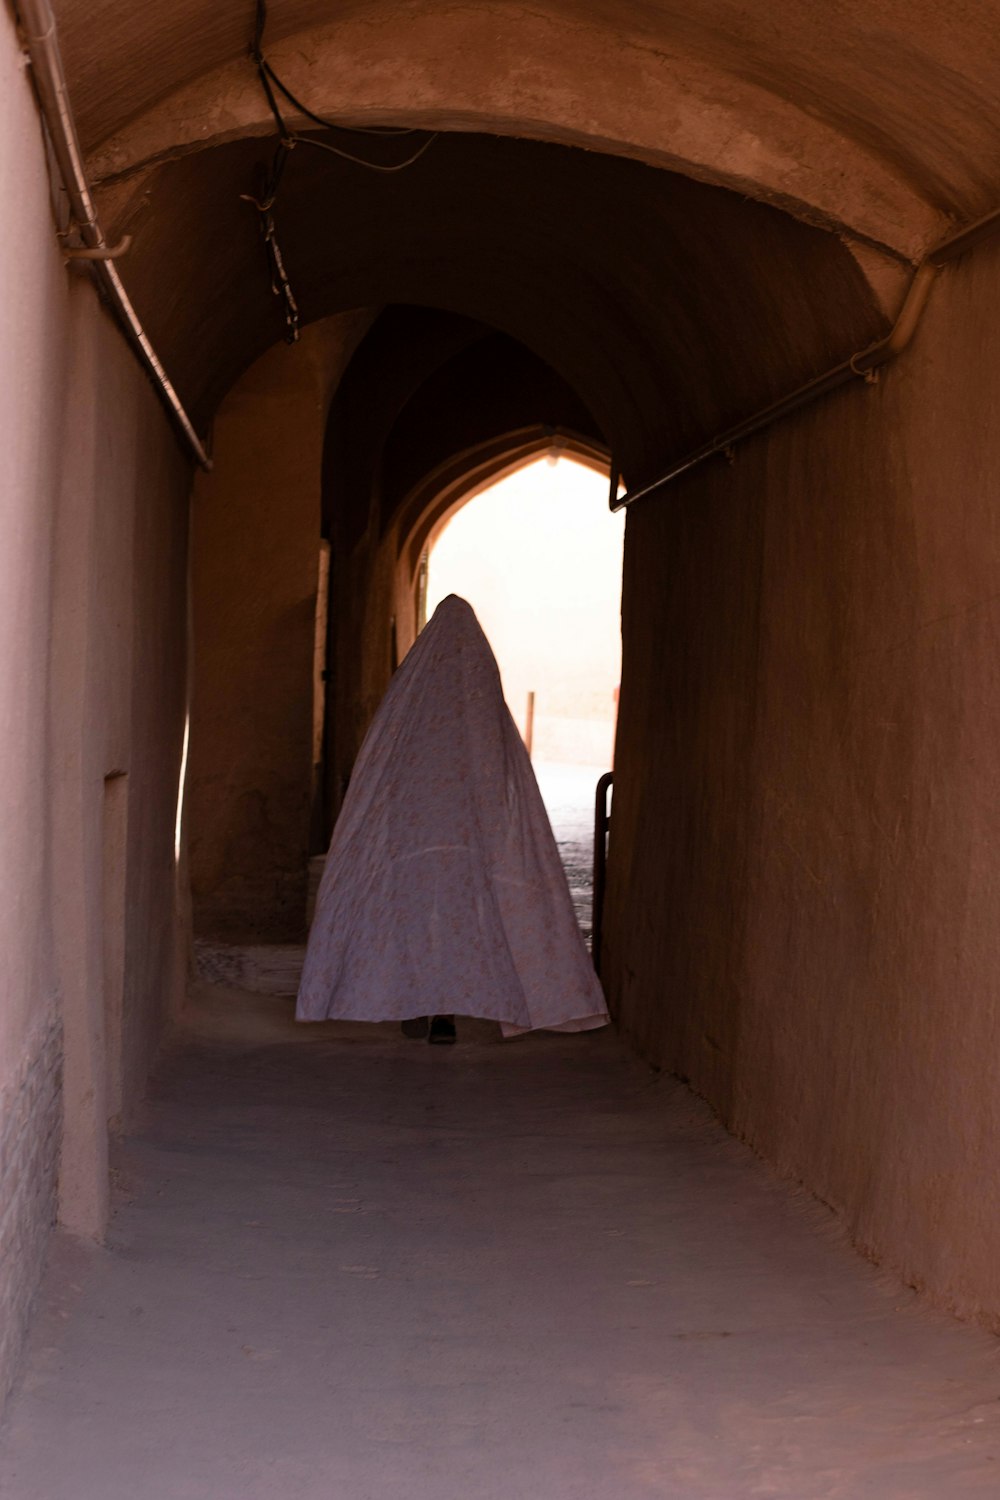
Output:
926,206,1000,267
613,209,1000,512
63,234,132,262
17,0,211,471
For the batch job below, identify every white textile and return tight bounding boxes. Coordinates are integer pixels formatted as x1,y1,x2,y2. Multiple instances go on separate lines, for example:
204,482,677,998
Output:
296,595,609,1034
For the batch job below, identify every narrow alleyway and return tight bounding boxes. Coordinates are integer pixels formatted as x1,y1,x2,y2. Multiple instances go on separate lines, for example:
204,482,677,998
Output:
1,989,998,1499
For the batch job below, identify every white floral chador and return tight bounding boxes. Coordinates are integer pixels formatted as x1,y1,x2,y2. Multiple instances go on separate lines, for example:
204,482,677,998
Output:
296,595,609,1036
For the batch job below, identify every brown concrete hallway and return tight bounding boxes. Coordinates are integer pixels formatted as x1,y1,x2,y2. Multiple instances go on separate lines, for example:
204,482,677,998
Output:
2,988,999,1499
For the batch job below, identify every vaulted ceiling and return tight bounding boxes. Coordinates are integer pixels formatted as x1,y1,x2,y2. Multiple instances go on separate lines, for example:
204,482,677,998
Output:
66,0,1000,247
48,0,1000,476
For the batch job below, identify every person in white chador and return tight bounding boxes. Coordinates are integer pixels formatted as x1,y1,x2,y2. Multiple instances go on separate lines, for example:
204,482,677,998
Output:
296,595,609,1042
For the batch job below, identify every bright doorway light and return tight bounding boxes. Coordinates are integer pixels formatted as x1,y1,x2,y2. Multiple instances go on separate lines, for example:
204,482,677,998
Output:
425,455,624,767
174,710,190,863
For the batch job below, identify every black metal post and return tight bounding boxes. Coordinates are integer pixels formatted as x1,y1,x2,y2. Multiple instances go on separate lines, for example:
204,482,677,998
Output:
592,771,614,972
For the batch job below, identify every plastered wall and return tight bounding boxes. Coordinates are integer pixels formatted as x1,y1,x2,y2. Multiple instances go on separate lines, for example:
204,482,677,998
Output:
0,5,191,1406
605,239,1000,1329
0,10,71,1407
49,287,191,1234
187,316,368,942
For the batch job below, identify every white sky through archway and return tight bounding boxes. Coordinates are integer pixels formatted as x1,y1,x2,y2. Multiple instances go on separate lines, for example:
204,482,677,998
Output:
425,455,624,767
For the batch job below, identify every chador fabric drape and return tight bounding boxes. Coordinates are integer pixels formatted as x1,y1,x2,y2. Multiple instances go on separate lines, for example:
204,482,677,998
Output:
297,595,609,1035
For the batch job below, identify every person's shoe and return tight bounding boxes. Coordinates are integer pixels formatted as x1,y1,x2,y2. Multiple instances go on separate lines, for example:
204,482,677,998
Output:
428,1014,457,1045
401,1017,430,1039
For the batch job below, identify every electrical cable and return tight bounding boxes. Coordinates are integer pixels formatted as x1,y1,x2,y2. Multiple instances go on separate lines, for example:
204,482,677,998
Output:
259,59,423,138
243,0,438,341
291,132,437,173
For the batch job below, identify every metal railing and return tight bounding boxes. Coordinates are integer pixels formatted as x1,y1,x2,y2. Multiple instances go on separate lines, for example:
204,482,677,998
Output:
592,771,613,972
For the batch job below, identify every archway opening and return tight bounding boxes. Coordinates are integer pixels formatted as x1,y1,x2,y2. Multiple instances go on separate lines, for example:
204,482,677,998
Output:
425,452,625,941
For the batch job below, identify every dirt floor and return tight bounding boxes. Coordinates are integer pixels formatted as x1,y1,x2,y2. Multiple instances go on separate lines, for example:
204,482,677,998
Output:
1,987,999,1498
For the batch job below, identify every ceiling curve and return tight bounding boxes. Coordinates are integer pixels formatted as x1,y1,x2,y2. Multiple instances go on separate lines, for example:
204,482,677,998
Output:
61,0,1000,260
105,130,884,486
320,308,606,553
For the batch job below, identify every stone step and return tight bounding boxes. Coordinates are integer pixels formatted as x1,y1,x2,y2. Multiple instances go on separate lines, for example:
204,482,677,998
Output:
193,941,305,996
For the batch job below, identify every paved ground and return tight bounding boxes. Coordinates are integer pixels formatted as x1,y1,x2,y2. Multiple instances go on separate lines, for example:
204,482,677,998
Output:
534,760,608,945
2,989,999,1498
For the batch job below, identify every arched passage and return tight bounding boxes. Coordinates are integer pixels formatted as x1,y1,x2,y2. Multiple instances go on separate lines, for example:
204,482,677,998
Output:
8,6,1000,1468
159,93,1000,1335
185,307,613,939
423,452,624,769
395,427,610,597
170,122,889,949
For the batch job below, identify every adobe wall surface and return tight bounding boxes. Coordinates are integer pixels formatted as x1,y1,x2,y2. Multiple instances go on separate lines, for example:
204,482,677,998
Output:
50,280,192,1221
0,7,191,1405
187,318,368,941
605,239,1000,1328
0,1021,62,1417
0,9,72,1408
0,17,64,1104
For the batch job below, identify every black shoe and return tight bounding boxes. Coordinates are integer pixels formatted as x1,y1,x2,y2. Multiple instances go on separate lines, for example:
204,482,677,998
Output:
401,1017,430,1039
428,1014,456,1045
